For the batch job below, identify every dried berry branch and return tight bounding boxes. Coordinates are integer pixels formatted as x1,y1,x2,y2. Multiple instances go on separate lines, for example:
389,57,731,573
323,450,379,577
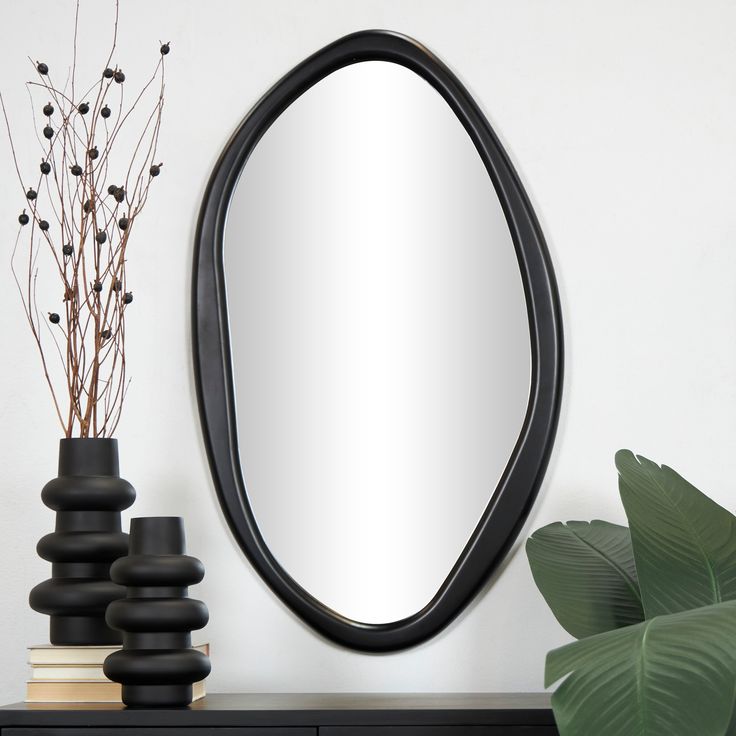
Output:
3,1,169,437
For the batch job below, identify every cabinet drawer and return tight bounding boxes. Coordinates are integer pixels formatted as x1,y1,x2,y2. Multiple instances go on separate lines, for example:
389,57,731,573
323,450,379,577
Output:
3,729,315,736
321,728,558,735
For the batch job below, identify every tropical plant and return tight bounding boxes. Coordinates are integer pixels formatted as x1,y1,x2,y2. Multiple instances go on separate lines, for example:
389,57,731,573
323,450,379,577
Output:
526,450,736,736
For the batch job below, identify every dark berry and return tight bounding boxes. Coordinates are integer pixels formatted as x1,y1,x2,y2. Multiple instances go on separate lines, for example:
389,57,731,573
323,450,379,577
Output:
49,312,60,324
77,101,90,114
107,184,117,195
114,70,125,83
88,146,99,160
95,230,107,244
118,216,129,230
101,329,112,340
40,160,51,175
39,220,50,231
26,188,37,201
123,291,133,304
37,62,49,75
70,164,83,177
43,125,54,139
43,103,54,116
160,42,170,55
62,244,73,256
83,199,93,214
112,279,122,292
114,187,125,203
103,67,114,79
18,211,29,226
149,163,161,177
93,280,103,292
100,105,111,119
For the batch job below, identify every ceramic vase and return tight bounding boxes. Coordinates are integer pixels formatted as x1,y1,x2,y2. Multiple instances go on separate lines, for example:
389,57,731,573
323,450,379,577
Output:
104,516,210,707
29,438,135,645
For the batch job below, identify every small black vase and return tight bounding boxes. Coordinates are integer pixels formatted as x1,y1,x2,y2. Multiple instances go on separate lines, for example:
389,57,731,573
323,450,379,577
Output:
104,517,210,707
29,438,135,645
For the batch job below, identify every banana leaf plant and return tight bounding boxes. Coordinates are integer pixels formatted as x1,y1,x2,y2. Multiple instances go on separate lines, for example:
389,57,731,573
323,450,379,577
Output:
526,450,736,736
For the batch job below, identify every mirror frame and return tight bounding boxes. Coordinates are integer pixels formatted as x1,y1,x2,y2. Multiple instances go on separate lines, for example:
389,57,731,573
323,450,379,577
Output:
193,30,563,652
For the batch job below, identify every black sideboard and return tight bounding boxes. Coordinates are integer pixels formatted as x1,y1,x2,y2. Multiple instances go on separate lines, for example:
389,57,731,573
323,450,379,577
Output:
0,693,557,734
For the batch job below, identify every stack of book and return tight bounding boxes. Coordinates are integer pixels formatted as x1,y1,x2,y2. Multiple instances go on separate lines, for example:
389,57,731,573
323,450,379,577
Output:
27,643,209,703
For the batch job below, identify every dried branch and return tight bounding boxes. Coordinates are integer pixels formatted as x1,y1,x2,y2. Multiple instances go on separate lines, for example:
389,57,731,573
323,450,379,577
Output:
4,2,169,437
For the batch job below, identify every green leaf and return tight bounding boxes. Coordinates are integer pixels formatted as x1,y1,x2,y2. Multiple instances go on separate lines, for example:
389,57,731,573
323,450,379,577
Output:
526,521,644,638
616,450,736,617
728,707,736,736
546,600,736,736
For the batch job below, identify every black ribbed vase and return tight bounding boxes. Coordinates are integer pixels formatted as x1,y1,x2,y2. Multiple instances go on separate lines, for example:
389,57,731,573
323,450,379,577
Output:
29,438,135,645
104,517,210,707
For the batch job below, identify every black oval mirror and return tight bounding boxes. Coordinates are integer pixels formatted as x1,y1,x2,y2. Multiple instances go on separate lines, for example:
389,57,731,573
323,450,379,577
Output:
193,30,563,651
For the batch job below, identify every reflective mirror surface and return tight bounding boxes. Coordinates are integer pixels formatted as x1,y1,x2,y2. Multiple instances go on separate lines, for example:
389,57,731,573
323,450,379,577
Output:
223,61,531,624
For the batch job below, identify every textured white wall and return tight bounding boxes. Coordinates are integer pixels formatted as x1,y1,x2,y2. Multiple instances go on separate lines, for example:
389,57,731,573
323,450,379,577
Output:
2,0,736,703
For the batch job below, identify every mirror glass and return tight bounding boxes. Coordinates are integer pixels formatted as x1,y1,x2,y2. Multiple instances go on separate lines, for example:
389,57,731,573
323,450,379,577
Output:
224,61,531,624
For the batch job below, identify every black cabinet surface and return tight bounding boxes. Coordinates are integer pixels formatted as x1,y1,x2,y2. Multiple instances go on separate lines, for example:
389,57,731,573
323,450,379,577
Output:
0,694,557,735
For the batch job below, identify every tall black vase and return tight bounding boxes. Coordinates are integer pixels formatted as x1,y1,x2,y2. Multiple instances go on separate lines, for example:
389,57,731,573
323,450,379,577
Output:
29,438,135,645
104,517,210,707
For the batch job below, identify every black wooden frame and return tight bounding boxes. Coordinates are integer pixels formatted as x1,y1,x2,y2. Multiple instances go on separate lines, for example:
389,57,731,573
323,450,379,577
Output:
192,30,563,651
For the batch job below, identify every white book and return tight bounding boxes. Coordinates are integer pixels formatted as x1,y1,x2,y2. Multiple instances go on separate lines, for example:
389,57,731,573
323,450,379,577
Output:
26,679,206,703
29,645,120,666
29,642,210,667
32,665,106,680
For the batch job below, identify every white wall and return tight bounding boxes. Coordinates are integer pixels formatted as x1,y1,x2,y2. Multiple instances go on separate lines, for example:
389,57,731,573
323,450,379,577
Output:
2,0,736,703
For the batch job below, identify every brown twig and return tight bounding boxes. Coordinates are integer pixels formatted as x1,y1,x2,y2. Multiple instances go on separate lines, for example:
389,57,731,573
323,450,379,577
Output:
5,1,168,437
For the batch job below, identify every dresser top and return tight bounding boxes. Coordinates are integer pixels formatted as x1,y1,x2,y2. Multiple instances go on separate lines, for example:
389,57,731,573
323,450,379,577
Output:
0,692,554,727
